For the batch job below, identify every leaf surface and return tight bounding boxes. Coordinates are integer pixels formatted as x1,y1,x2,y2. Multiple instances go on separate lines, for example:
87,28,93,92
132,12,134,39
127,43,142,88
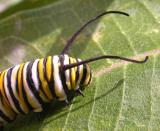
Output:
0,0,159,131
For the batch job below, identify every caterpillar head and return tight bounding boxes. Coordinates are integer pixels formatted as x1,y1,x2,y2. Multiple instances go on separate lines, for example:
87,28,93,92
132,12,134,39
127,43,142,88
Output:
63,55,92,93
78,64,92,90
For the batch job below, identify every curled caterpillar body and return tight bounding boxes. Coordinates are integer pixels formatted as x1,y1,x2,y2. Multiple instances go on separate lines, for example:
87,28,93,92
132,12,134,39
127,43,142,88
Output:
0,54,92,126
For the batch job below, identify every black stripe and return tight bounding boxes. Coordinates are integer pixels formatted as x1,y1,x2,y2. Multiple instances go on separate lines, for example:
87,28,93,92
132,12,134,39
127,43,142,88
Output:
37,60,49,100
26,61,44,106
87,70,92,85
16,68,19,96
44,57,58,99
20,64,33,111
0,92,14,122
69,58,72,87
49,57,58,99
7,67,25,114
2,72,16,114
43,58,52,97
59,56,69,98
80,64,87,85
75,59,80,83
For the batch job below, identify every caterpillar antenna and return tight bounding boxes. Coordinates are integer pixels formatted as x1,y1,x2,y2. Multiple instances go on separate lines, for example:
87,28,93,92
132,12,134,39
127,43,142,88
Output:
63,55,149,70
60,11,129,55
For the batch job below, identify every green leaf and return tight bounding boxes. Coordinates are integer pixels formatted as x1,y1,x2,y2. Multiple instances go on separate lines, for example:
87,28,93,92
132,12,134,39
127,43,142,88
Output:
0,0,59,19
1,0,160,130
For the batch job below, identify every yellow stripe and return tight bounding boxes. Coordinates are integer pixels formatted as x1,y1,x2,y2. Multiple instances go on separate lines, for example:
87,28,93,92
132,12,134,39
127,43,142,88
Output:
66,81,71,90
38,58,53,100
4,69,19,113
0,71,10,107
0,71,15,118
84,65,91,85
70,58,76,89
18,64,29,113
46,56,52,81
73,58,77,88
1,97,16,119
39,90,50,103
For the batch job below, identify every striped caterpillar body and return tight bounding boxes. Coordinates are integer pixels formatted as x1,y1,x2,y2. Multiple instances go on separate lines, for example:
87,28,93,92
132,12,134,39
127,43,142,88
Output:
0,54,91,127
0,11,148,130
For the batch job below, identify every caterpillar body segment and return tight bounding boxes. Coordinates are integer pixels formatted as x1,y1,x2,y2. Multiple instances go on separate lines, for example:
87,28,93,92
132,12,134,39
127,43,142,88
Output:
0,54,92,126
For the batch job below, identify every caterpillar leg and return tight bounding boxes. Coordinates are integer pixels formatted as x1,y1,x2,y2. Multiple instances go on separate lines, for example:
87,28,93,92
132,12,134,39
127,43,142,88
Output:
59,99,69,106
64,99,69,105
76,89,84,97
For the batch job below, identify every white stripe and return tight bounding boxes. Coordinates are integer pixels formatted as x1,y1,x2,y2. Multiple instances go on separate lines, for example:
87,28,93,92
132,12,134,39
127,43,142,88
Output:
53,55,66,101
10,65,20,101
64,55,70,88
77,58,83,74
77,59,83,89
31,59,40,90
4,69,19,113
23,62,42,109
11,64,27,112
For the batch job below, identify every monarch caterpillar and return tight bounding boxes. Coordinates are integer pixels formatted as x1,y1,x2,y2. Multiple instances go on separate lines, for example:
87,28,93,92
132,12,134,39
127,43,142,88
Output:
0,11,148,130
